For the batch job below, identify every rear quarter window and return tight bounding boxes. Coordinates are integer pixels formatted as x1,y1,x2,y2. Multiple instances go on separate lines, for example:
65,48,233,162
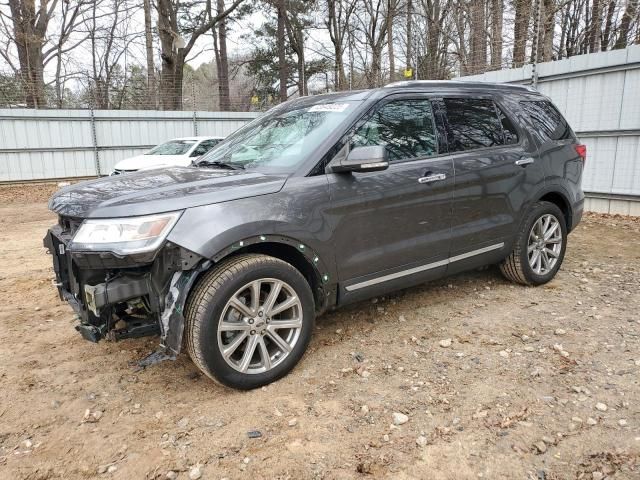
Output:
520,100,573,141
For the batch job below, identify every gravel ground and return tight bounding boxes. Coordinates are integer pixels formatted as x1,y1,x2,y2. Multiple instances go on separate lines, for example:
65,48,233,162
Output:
0,185,638,479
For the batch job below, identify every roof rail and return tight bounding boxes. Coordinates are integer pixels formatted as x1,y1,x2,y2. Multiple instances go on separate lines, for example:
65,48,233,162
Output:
383,80,535,92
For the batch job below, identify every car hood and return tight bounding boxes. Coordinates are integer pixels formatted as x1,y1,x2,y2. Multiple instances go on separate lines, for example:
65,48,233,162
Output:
49,167,288,218
114,154,191,171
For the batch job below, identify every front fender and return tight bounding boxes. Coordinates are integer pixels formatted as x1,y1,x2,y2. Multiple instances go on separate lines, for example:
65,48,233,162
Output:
166,176,337,279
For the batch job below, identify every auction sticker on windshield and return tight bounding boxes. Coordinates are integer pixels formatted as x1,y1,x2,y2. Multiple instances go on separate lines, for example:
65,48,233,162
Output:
309,103,350,113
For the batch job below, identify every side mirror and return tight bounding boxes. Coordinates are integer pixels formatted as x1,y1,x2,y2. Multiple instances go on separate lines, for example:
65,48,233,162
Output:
328,145,389,173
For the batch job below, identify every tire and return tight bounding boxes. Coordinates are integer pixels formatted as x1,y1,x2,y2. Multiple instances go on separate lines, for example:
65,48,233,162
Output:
499,201,568,286
184,253,315,390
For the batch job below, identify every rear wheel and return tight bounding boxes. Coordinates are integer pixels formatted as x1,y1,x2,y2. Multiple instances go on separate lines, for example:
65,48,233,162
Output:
500,201,567,286
185,254,315,389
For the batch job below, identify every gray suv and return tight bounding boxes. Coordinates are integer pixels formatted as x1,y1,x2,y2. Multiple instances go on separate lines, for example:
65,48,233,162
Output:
45,81,585,389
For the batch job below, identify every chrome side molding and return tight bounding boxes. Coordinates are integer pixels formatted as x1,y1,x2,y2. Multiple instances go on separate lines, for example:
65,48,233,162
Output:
345,243,505,291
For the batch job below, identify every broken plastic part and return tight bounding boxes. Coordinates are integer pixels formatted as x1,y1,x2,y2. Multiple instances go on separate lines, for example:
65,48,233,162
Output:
135,349,175,370
159,260,212,356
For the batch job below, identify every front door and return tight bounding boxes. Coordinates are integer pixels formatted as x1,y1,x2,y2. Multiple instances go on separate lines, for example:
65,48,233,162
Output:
326,95,454,301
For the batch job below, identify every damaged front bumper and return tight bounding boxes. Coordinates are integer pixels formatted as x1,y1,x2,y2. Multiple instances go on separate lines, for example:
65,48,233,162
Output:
43,224,209,357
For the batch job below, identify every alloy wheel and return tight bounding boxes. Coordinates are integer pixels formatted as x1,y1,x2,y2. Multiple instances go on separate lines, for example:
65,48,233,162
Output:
527,214,563,275
217,278,303,374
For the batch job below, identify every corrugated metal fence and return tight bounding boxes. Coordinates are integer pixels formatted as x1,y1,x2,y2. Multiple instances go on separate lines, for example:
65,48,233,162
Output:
457,45,640,215
2,48,639,214
0,109,259,181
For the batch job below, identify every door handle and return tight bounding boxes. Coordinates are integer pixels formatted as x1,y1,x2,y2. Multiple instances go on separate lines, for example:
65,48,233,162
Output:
515,157,535,166
418,173,447,184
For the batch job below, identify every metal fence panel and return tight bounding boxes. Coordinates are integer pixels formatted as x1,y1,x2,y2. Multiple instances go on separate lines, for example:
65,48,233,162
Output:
457,45,640,197
0,109,260,181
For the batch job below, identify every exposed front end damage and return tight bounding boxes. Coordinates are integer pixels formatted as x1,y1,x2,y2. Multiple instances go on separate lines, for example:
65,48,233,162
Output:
43,216,206,358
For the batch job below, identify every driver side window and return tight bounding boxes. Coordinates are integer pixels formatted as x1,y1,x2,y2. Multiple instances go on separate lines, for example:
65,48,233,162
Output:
351,99,437,162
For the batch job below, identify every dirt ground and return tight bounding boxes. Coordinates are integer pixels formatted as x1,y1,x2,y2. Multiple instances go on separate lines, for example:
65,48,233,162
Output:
0,184,638,480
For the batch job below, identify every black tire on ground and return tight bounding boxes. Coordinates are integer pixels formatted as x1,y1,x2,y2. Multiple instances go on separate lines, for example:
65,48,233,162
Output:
499,201,568,286
184,253,315,390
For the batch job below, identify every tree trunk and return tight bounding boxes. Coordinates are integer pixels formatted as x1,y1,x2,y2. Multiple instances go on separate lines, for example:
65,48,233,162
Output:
371,47,383,87
8,0,49,107
387,0,396,81
155,0,244,110
406,0,413,74
327,0,351,90
277,0,288,102
614,0,638,49
143,0,156,109
454,3,469,75
217,0,231,110
513,0,531,67
422,0,444,79
588,0,601,52
157,0,182,110
541,0,554,61
601,0,616,50
490,0,503,70
297,41,306,96
469,0,487,74
558,3,569,59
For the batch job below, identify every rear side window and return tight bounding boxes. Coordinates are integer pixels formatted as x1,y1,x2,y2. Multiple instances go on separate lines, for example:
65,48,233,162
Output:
351,99,437,162
520,100,572,141
443,98,504,152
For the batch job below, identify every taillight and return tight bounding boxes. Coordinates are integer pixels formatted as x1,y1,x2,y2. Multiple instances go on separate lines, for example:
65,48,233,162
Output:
575,144,587,162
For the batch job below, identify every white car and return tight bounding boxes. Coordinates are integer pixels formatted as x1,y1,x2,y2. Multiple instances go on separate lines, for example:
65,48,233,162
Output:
111,136,224,174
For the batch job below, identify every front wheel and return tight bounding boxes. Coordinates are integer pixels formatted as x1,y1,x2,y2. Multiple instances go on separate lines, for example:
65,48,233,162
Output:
184,254,315,389
500,201,568,286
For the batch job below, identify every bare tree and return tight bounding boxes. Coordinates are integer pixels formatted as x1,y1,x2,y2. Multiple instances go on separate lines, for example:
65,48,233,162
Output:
419,0,452,79
356,0,388,87
387,0,398,81
614,0,639,49
406,0,414,75
215,0,231,110
588,0,602,52
5,0,53,106
513,0,532,67
326,0,357,89
83,0,144,109
143,0,156,108
468,0,487,73
276,0,288,101
490,0,503,69
284,1,314,96
156,0,244,110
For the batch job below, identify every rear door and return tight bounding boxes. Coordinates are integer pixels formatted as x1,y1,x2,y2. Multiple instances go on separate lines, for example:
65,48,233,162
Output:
441,95,545,261
327,94,454,300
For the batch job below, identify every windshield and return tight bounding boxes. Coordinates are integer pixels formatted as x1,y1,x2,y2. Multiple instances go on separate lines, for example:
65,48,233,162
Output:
146,140,196,155
197,101,360,172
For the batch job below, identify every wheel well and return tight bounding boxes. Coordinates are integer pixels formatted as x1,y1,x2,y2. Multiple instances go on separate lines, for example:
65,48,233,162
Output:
225,242,323,310
539,192,571,230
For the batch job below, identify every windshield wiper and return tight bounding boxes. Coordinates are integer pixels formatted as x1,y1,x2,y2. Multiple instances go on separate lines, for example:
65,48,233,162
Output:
195,160,244,170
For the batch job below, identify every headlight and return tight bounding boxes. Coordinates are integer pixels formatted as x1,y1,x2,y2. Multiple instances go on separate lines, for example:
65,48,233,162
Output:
71,211,182,255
